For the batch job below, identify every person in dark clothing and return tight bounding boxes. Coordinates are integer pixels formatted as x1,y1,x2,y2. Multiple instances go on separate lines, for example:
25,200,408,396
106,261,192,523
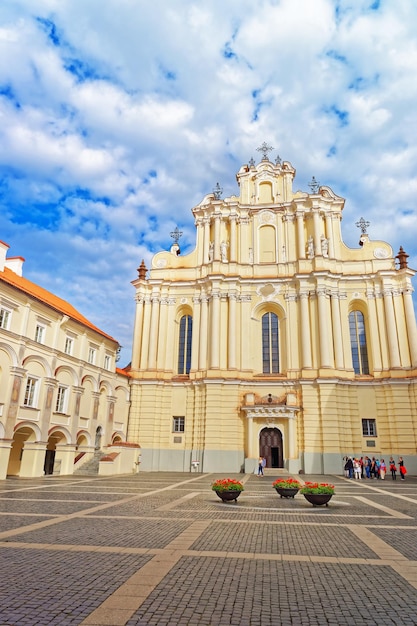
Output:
344,457,354,479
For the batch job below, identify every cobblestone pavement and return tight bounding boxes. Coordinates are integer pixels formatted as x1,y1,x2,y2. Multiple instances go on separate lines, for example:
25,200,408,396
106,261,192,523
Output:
0,472,417,625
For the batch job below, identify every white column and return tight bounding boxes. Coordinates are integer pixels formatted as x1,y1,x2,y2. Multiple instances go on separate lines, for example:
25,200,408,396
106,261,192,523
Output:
213,213,221,261
288,416,296,458
331,214,342,259
277,213,285,263
284,294,298,371
131,295,144,369
325,214,334,258
330,294,344,370
199,295,209,370
312,208,321,255
366,292,382,372
165,298,177,372
228,293,237,369
404,289,417,367
156,298,169,370
296,211,305,259
317,288,332,368
238,215,251,264
147,295,160,369
191,296,201,372
383,289,401,368
203,217,210,264
240,295,252,370
209,292,221,368
139,296,152,370
229,215,237,262
247,417,255,458
299,292,312,369
284,214,295,262
195,218,204,266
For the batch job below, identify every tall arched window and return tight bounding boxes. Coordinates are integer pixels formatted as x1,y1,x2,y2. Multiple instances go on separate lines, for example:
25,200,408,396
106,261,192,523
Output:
178,315,192,375
262,312,279,373
349,310,369,375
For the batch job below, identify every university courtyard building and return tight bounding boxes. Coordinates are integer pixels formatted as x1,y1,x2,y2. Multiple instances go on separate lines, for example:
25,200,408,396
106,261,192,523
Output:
0,241,136,480
127,147,417,475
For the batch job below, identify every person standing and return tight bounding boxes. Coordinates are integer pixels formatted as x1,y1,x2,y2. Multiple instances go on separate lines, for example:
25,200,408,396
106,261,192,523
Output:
365,456,371,479
353,458,362,479
380,459,386,480
389,457,397,480
398,456,406,480
344,457,353,478
258,456,264,476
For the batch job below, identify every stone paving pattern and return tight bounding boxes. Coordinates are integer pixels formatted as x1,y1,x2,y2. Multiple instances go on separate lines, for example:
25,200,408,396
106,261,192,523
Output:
0,472,416,625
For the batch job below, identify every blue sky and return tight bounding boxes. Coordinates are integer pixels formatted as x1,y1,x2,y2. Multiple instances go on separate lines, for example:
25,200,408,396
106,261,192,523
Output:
1,0,417,365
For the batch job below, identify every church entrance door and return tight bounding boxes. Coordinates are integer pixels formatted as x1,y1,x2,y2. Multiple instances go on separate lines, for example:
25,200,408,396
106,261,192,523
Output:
259,428,283,468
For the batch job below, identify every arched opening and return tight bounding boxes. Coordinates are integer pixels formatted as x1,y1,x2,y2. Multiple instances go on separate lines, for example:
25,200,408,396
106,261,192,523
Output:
44,430,68,475
76,432,89,448
259,427,283,468
7,426,37,476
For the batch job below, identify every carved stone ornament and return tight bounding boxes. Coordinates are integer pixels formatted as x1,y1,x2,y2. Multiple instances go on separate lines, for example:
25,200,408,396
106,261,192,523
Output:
259,210,275,224
258,283,278,299
156,259,167,268
374,247,390,259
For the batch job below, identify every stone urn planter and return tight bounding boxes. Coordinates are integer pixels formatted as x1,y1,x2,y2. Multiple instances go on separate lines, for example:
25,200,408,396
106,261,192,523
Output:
272,478,302,499
211,478,244,503
214,490,242,503
300,482,335,507
275,487,300,499
302,493,333,507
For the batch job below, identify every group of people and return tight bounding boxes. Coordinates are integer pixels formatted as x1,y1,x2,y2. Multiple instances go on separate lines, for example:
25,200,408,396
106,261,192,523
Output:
343,456,407,480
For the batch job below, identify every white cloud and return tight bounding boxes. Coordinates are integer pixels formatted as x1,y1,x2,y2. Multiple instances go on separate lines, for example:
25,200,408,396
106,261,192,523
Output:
0,0,417,364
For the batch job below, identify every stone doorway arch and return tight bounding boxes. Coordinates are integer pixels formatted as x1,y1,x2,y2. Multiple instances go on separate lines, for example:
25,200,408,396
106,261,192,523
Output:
259,427,283,469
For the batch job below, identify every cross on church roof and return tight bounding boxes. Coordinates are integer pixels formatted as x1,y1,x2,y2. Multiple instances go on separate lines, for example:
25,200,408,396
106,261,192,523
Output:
213,182,223,200
355,217,370,234
170,226,183,244
308,176,320,194
256,142,274,160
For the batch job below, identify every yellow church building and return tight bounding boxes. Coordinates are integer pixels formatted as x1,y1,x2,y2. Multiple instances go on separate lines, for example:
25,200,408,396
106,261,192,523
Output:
127,146,417,475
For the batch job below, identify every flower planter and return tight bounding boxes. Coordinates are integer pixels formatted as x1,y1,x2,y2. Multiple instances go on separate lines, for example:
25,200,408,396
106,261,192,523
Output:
303,493,333,507
274,487,300,499
214,490,241,503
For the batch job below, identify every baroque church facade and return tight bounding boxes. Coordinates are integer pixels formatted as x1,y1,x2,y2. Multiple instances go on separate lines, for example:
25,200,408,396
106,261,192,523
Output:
128,148,417,475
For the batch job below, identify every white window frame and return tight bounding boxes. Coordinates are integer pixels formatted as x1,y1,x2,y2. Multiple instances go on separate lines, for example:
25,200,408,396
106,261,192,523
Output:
55,385,68,414
104,355,111,370
64,336,74,356
24,377,39,408
172,416,185,433
88,346,97,365
0,307,11,330
362,418,377,437
35,323,45,343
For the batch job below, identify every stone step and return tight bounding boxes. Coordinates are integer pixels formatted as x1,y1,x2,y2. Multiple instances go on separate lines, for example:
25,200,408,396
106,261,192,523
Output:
73,451,106,476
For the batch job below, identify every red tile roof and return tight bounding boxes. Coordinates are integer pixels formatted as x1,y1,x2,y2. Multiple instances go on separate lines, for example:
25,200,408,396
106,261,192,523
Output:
0,266,117,343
